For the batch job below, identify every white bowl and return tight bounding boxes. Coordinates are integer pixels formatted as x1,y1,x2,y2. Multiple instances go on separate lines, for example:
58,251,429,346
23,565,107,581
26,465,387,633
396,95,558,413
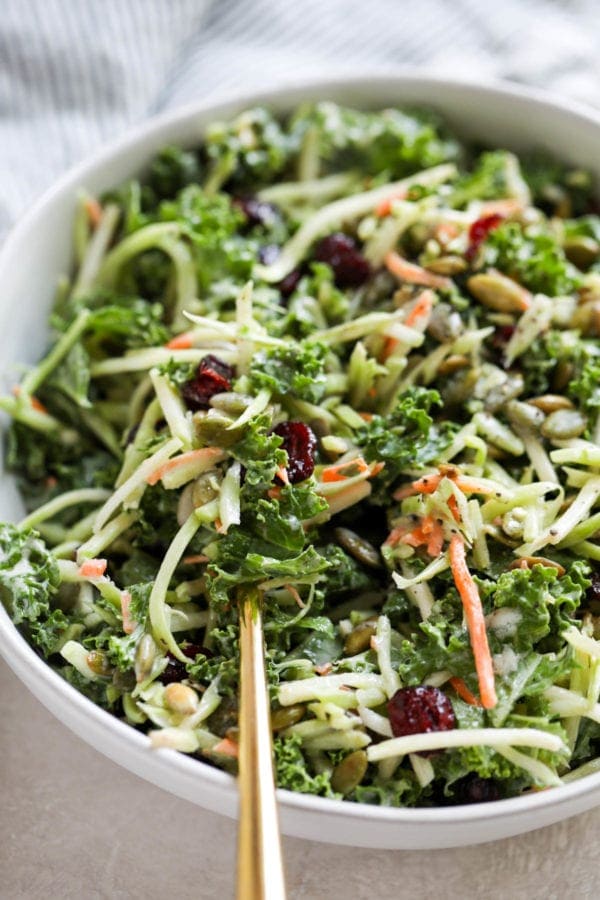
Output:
2,73,600,850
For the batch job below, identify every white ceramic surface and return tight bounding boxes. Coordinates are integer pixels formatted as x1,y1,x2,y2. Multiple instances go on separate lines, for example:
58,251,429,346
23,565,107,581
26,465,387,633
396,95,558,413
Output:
2,74,600,850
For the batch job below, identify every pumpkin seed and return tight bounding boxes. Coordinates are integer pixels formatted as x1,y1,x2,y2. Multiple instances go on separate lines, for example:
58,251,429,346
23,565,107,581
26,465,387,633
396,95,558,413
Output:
271,704,306,732
210,392,251,415
509,556,566,576
331,750,369,794
86,650,112,677
343,620,377,656
467,271,530,313
506,399,545,431
527,394,574,414
438,354,470,376
427,303,464,343
135,633,156,683
552,360,574,391
485,372,524,412
540,408,587,440
335,527,382,569
425,255,467,276
564,236,600,269
192,473,220,507
164,682,199,715
194,411,240,446
572,300,600,337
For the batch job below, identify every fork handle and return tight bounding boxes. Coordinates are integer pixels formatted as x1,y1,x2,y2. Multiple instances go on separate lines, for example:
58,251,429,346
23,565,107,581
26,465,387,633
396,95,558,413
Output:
237,598,287,900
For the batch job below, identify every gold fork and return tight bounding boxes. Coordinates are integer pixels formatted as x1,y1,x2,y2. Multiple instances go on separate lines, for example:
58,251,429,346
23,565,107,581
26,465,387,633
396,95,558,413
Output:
237,591,287,900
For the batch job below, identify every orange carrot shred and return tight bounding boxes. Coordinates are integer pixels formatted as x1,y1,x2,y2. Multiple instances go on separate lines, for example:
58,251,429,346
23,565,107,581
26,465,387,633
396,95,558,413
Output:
447,494,460,522
449,534,497,710
321,457,370,483
165,332,194,350
375,188,408,218
78,559,107,579
120,591,137,635
212,737,239,758
314,662,333,676
449,676,482,707
275,465,290,486
182,554,210,565
384,251,453,291
85,197,103,228
404,290,434,329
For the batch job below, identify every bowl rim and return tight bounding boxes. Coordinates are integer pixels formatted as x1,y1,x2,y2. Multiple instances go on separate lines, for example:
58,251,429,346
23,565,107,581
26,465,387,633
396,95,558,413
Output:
2,68,600,829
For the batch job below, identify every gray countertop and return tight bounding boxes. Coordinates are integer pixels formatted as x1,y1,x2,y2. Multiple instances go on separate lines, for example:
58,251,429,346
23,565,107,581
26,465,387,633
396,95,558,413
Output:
2,657,599,899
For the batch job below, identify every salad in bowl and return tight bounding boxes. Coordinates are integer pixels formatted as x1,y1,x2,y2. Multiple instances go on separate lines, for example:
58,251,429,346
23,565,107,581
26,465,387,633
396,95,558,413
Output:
2,96,600,812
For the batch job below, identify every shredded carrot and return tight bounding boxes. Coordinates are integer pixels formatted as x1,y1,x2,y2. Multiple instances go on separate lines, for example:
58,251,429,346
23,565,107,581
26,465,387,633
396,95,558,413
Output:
449,534,497,709
45,476,58,489
212,737,239,758
120,591,137,635
314,662,333,676
165,332,194,350
447,494,460,523
182,554,210,565
358,411,374,422
394,472,443,499
393,469,498,501
434,222,460,244
398,514,445,557
449,676,482,707
478,198,524,218
215,517,225,534
375,188,408,218
384,251,452,291
367,386,377,398
146,447,223,486
369,461,385,477
381,335,400,361
12,385,48,415
267,486,283,500
275,465,290,486
383,525,409,548
321,457,370,483
85,197,103,228
404,290,434,329
78,559,107,579
285,584,304,608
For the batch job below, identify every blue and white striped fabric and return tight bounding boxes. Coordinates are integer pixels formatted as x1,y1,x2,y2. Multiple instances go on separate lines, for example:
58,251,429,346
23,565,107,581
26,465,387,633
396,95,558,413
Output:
2,0,600,236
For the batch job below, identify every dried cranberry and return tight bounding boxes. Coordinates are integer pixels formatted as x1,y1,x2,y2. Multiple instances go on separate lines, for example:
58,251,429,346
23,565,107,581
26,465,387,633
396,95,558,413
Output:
159,644,212,685
272,421,317,483
314,233,371,287
388,686,455,750
259,243,280,266
277,268,302,298
181,355,235,411
453,774,502,805
465,213,505,262
234,196,280,229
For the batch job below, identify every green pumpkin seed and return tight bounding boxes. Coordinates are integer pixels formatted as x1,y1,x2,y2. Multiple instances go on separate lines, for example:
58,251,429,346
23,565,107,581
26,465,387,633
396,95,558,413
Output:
527,394,574,414
343,621,377,656
467,271,530,313
564,236,600,269
331,750,369,794
335,527,382,569
425,255,467,277
271,704,306,732
540,408,587,440
86,650,112,677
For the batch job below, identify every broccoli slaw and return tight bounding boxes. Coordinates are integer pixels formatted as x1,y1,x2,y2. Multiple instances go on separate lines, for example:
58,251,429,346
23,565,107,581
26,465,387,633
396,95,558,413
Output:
2,101,600,806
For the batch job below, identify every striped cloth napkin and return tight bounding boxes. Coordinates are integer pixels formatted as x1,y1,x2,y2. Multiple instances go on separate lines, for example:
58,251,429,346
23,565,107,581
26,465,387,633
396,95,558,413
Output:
1,0,600,235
